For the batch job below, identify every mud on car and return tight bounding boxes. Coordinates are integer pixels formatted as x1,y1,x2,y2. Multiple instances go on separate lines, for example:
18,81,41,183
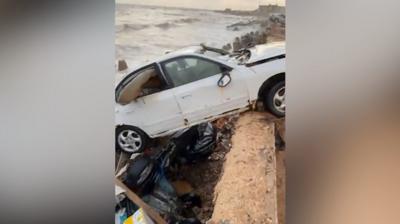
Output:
116,42,285,153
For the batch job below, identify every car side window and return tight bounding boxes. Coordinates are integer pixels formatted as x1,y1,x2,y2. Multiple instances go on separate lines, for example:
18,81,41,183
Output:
163,57,223,87
116,66,166,104
138,68,165,97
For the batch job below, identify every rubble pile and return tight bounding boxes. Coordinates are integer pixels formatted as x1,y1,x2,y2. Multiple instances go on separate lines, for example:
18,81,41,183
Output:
178,114,239,223
222,31,268,51
115,115,240,224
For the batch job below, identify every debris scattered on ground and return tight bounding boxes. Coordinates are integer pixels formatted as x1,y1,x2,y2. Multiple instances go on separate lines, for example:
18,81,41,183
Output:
175,114,239,223
115,112,285,224
116,122,218,223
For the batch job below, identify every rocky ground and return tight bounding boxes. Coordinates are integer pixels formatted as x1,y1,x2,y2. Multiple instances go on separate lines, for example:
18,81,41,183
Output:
222,15,285,52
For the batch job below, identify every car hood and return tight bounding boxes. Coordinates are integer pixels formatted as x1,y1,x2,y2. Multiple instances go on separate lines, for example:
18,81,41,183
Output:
246,42,286,64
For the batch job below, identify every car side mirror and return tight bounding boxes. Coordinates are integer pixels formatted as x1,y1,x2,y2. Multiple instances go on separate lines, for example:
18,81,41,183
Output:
218,71,232,87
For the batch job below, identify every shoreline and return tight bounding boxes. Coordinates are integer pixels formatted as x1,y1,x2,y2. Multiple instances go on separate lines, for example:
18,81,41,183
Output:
222,14,285,52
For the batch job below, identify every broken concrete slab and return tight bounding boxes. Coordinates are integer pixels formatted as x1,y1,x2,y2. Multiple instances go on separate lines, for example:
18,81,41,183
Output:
209,112,278,224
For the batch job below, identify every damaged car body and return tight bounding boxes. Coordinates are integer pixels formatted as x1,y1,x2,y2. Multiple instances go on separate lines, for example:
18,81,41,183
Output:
116,42,285,152
171,122,216,163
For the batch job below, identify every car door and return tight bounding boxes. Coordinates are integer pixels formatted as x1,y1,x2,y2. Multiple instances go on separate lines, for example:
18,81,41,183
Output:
161,56,249,125
115,64,184,136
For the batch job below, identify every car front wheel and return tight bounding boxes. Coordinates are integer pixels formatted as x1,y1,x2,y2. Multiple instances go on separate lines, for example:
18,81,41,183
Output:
116,125,148,153
264,81,285,117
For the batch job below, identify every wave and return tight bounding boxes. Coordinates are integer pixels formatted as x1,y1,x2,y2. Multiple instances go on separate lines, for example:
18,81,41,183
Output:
118,17,201,32
117,24,149,32
155,22,177,29
163,13,184,16
176,18,200,24
155,18,200,29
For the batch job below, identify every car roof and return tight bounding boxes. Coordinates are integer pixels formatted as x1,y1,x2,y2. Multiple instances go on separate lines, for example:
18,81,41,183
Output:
115,46,204,86
140,45,205,67
115,45,234,89
119,45,230,77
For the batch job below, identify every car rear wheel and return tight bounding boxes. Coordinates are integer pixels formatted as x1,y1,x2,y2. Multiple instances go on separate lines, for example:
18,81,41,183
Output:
116,125,148,153
264,81,285,117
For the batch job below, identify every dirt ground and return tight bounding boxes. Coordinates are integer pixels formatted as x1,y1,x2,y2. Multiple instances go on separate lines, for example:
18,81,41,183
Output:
176,111,286,224
275,119,285,224
205,112,280,224
176,114,239,222
276,150,285,224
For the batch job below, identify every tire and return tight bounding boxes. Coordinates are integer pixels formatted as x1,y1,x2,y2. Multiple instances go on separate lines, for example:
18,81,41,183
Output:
264,81,285,117
116,125,148,153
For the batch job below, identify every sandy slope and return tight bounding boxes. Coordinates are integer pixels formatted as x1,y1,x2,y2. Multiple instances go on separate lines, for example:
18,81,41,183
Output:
209,112,278,224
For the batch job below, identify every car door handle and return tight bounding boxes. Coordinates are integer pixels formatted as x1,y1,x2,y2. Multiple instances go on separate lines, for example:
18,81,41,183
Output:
181,94,192,99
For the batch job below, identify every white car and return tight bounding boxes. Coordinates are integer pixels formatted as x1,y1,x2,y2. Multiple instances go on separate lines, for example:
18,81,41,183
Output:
116,42,285,152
